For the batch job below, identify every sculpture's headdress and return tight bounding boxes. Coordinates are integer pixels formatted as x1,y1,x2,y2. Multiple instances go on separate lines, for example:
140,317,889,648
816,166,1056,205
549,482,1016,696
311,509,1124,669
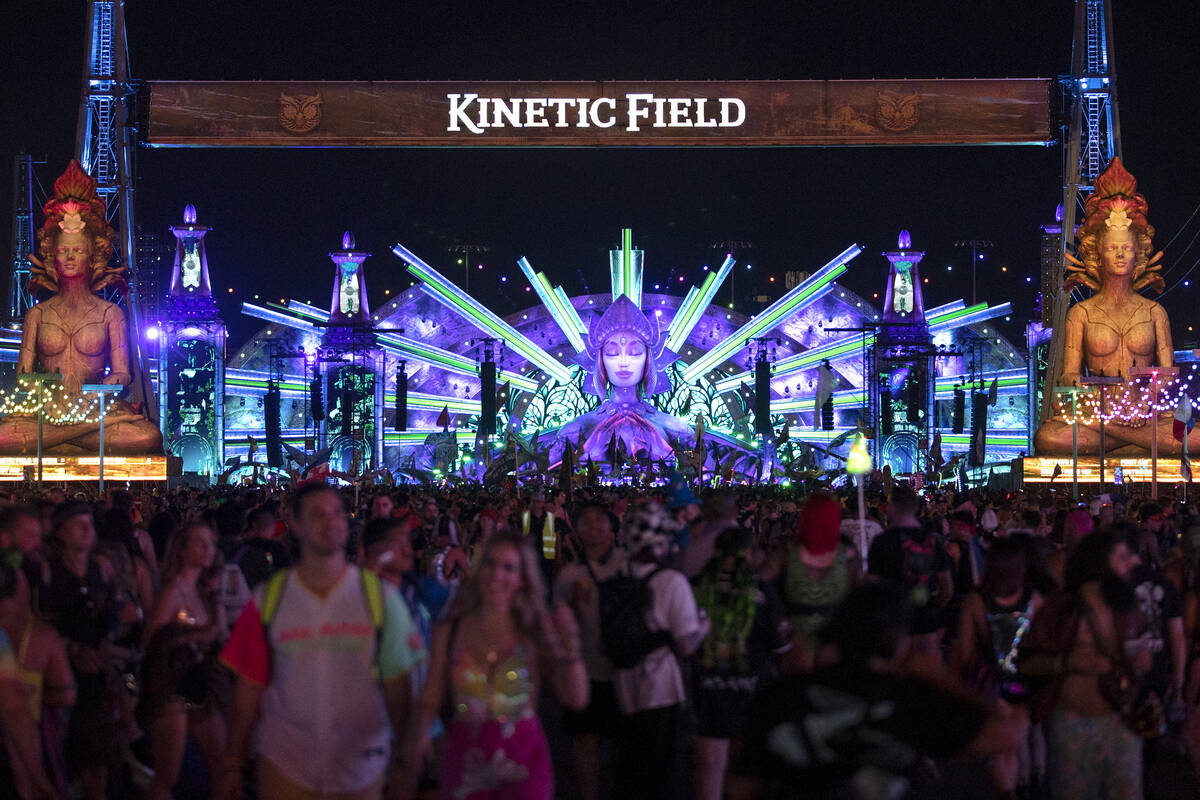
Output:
1065,157,1163,294
30,160,126,294
583,294,677,397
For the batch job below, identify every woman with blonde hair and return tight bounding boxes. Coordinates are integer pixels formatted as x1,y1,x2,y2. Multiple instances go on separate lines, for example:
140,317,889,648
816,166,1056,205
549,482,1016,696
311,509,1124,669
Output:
406,530,587,799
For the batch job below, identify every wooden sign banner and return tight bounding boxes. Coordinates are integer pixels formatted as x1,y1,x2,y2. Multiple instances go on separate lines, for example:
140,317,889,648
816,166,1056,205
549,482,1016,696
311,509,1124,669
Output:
147,79,1052,148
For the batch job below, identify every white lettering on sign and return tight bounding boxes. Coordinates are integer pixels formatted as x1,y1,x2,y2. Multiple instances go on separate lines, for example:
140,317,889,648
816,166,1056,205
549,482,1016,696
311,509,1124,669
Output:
446,93,748,134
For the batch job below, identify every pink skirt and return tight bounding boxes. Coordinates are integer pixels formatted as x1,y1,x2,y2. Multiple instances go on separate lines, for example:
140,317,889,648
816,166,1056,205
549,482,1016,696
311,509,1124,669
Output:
440,716,553,800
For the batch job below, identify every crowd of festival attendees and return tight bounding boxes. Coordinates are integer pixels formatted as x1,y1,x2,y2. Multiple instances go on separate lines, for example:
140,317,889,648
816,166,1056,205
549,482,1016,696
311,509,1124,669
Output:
1,475,1200,799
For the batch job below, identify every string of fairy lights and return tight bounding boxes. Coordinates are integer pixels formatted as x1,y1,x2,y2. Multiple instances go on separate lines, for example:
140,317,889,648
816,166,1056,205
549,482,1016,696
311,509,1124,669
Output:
1055,362,1200,424
0,379,102,425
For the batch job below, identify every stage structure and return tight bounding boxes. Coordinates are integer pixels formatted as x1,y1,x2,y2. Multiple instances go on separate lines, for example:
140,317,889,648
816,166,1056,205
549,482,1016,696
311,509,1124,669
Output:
157,204,225,477
320,232,384,473
221,233,384,476
871,231,938,475
226,228,1025,483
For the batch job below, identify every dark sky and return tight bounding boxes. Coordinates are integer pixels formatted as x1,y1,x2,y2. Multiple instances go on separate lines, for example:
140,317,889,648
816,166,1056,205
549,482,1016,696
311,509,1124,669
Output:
4,0,1199,349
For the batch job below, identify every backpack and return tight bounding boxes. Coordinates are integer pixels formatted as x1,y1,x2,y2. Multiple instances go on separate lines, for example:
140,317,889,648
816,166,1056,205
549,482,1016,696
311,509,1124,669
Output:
588,564,674,669
260,567,387,679
899,529,937,607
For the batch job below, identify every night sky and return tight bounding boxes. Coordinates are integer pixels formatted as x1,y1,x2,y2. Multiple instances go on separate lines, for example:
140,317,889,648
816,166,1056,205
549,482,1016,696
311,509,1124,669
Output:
3,1,1199,350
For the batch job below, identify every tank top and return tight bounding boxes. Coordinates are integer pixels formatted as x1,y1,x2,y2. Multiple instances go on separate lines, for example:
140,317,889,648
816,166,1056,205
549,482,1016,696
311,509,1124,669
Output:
785,542,849,638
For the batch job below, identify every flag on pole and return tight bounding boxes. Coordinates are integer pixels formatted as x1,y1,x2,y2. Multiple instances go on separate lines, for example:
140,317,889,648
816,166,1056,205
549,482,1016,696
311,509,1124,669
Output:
929,431,943,468
775,419,790,446
559,441,575,492
437,405,451,430
1184,453,1193,483
1174,394,1194,442
814,360,836,429
987,378,998,407
1051,463,1063,481
298,461,331,487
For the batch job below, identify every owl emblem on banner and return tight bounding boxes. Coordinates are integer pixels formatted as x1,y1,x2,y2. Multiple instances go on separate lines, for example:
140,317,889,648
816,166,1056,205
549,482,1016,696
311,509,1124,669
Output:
278,91,323,134
875,90,920,132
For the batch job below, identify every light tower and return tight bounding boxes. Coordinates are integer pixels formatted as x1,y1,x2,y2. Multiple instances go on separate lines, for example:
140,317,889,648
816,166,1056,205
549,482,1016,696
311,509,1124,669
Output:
321,232,382,473
76,0,155,418
159,205,226,478
875,230,934,475
8,154,38,324
1041,0,1122,424
880,229,929,337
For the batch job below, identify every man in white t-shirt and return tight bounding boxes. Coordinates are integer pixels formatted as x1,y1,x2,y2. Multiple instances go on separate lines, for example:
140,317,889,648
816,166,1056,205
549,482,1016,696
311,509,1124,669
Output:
220,484,426,799
612,501,709,800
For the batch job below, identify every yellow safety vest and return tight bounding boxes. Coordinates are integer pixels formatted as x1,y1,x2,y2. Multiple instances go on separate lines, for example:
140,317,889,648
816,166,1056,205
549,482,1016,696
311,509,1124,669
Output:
522,509,557,560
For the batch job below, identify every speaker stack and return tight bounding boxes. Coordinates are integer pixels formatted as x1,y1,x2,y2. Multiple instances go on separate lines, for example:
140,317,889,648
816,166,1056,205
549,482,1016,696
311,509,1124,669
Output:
265,384,282,467
754,357,772,435
395,363,408,431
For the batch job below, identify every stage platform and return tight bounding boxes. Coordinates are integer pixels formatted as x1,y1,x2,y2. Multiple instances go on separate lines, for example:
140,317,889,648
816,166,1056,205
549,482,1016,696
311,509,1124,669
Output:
1022,456,1185,484
0,456,174,482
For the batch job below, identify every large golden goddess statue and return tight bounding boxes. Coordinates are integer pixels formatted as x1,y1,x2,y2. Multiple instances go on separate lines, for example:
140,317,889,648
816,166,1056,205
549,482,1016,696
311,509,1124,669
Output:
0,161,161,454
1035,157,1192,455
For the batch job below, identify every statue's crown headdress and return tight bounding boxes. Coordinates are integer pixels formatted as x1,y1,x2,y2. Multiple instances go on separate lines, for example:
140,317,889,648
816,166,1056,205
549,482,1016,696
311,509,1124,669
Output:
1083,157,1148,235
30,161,124,294
40,160,109,237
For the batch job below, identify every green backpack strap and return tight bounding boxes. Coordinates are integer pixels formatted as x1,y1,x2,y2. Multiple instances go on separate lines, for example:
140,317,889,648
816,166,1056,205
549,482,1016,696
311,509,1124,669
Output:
261,568,291,627
359,568,386,681
359,567,386,630
260,567,387,681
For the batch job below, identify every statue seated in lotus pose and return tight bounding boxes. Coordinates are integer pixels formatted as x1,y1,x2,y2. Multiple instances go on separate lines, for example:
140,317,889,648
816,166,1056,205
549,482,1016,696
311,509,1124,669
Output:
0,161,162,454
554,294,691,464
1035,158,1193,456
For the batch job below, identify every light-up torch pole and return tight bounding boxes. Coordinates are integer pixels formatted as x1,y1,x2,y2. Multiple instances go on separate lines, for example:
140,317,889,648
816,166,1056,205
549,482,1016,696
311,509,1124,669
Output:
1080,375,1122,485
83,384,123,492
1054,384,1084,500
1130,366,1178,499
846,432,872,573
22,373,62,485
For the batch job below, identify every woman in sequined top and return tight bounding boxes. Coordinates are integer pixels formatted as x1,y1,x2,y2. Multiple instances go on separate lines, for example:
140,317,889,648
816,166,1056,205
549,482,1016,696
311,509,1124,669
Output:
405,531,588,799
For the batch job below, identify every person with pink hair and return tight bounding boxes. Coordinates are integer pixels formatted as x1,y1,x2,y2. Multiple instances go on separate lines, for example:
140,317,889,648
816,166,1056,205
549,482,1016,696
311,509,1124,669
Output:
781,493,859,671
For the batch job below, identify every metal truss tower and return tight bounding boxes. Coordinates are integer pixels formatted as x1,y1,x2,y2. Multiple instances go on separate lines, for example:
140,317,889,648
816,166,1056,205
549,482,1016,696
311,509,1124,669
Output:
76,0,156,416
1040,0,1122,424
8,154,37,323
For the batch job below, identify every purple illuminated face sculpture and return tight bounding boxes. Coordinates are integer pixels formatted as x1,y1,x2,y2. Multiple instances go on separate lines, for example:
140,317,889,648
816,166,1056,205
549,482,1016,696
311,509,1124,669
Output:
600,330,649,389
585,295,674,398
